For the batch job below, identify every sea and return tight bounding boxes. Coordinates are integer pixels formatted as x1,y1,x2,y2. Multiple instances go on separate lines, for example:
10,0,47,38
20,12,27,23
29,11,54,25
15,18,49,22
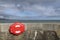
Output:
0,19,60,23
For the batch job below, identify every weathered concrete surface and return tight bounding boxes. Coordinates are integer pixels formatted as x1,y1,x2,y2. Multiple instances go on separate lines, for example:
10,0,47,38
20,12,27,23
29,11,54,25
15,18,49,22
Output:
0,23,60,40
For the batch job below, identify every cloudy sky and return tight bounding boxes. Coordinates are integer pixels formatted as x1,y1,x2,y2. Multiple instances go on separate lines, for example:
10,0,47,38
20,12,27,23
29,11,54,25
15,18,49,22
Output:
0,0,60,20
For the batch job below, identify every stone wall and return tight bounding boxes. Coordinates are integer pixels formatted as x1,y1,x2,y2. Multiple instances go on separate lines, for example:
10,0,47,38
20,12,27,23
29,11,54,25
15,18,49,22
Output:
0,23,60,32
0,23,60,40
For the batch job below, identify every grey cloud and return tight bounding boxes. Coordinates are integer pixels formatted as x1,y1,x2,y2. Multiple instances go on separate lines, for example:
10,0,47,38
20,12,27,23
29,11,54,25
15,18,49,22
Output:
0,0,60,20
